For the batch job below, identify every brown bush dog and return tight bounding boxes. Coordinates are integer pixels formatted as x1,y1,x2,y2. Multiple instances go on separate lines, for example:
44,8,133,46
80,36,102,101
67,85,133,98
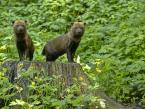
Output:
12,20,34,61
42,21,85,62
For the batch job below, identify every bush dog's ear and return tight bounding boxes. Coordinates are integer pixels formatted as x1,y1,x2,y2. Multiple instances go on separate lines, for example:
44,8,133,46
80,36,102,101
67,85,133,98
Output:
24,20,27,24
71,22,74,25
12,20,15,25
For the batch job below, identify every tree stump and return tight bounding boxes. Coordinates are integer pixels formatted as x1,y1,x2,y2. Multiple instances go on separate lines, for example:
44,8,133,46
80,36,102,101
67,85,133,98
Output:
0,61,143,109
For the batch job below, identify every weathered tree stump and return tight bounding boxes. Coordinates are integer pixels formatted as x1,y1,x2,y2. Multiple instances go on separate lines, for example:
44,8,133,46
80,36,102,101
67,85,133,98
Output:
0,61,143,109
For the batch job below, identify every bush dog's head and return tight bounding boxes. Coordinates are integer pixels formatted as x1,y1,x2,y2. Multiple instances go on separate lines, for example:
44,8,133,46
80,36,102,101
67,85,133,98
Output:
70,21,85,38
12,20,27,35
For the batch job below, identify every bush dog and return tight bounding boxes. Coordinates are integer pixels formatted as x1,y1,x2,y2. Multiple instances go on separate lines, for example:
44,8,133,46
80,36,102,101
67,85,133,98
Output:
42,21,85,62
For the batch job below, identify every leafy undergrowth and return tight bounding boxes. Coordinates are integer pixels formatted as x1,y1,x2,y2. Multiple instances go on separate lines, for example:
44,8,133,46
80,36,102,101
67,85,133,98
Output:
0,0,145,108
0,67,104,109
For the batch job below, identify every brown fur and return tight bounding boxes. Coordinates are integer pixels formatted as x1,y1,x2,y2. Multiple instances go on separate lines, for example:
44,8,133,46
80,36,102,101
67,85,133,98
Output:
42,21,85,62
13,20,34,61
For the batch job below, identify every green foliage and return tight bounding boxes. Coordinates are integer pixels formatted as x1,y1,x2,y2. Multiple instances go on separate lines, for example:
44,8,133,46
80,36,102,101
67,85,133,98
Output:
94,0,145,105
0,0,145,107
0,67,103,109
